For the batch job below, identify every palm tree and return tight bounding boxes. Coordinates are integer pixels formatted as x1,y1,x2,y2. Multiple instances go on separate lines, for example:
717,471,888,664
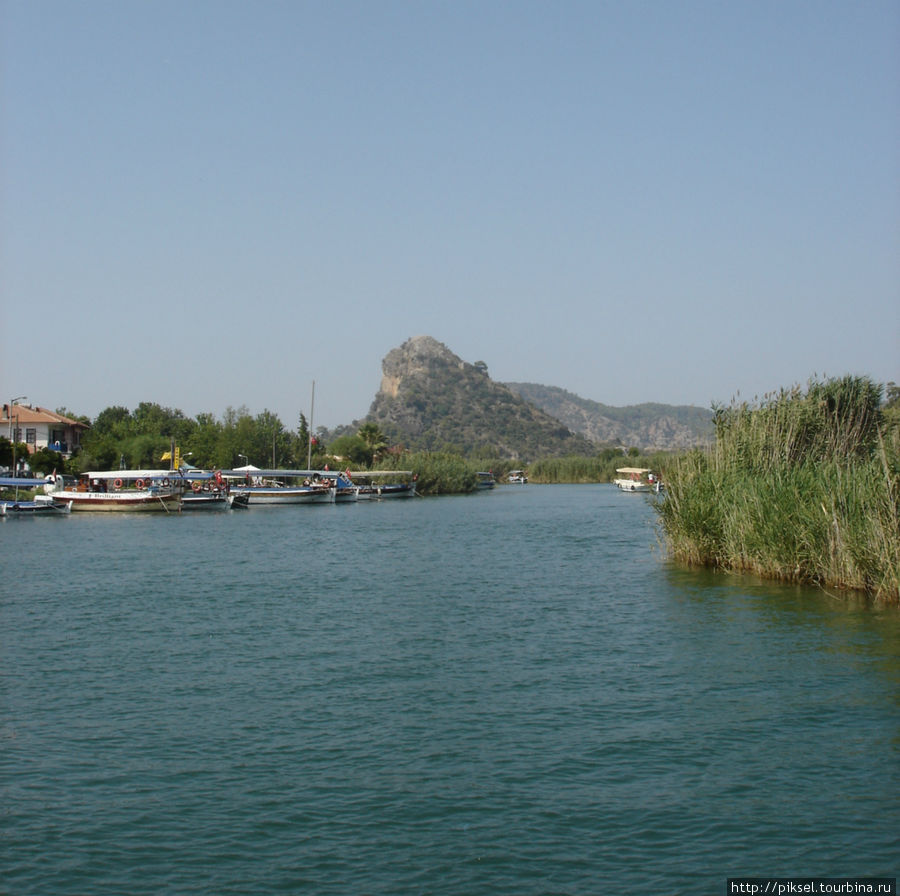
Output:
358,423,388,465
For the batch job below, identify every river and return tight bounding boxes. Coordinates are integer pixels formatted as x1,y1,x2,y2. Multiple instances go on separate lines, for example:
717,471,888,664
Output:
2,485,898,894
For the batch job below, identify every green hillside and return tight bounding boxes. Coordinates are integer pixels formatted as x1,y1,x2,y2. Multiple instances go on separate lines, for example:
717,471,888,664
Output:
364,337,597,460
505,383,713,450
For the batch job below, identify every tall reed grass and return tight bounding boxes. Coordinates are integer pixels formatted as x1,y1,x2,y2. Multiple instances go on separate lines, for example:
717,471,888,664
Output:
656,376,900,603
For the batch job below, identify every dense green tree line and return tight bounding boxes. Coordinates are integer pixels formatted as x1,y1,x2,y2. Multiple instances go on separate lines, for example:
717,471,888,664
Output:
6,379,896,507
1,400,665,493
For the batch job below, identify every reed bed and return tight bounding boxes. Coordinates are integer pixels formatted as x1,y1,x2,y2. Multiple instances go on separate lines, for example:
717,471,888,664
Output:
656,376,900,603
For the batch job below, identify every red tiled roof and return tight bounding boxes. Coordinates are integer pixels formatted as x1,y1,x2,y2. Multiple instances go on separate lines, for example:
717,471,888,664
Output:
1,405,89,428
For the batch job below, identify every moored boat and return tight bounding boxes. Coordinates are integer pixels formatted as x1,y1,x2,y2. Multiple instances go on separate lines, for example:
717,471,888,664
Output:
0,477,73,516
228,491,251,509
347,471,417,499
324,472,360,503
507,470,528,484
224,468,335,504
47,471,182,512
476,472,496,489
181,491,230,510
179,469,236,510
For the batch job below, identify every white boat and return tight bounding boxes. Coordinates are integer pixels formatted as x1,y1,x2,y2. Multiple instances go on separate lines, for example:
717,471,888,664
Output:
225,468,335,505
47,470,182,512
614,467,661,493
507,470,528,484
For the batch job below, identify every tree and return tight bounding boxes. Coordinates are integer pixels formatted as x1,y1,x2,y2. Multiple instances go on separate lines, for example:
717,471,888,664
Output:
91,406,131,437
328,434,370,465
885,382,899,410
357,423,388,465
29,447,64,475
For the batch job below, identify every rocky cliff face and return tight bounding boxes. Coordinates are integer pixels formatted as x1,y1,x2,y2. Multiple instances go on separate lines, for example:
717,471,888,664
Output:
360,336,712,456
367,336,597,459
378,335,465,400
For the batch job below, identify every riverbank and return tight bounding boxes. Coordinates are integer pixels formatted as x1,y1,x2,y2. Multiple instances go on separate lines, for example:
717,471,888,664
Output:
655,376,900,603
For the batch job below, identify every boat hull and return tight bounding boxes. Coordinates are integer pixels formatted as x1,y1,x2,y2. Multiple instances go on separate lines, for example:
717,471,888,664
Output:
181,493,230,510
614,479,653,492
240,487,334,504
1,497,72,516
50,489,182,511
376,483,417,498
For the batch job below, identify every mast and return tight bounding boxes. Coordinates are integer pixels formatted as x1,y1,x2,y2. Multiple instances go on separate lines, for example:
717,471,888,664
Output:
306,380,315,469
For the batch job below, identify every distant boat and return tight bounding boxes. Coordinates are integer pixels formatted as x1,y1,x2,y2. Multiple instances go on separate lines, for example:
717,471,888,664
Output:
614,468,661,493
476,472,496,489
507,470,528,484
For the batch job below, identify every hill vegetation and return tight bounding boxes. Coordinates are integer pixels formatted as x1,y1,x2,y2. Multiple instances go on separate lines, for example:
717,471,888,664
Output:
362,336,598,460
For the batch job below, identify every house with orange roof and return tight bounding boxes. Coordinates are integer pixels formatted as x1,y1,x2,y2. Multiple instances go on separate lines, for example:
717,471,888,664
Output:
1,403,89,458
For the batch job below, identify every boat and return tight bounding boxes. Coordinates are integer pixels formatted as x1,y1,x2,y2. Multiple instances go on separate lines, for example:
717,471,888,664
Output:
476,472,496,489
375,481,416,498
0,496,72,516
614,468,661,493
179,469,239,510
347,471,417,499
322,472,359,503
0,477,72,516
224,468,335,504
46,470,183,512
507,470,528,484
180,491,230,510
228,491,250,509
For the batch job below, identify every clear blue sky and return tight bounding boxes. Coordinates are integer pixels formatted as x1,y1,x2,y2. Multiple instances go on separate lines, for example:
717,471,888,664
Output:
3,0,898,429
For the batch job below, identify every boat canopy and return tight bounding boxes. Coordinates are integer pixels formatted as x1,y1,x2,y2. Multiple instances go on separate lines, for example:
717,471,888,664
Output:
340,470,414,479
0,477,49,488
615,467,652,475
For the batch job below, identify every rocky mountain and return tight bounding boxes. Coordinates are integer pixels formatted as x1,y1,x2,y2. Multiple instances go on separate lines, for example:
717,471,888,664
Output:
504,383,713,451
365,336,597,460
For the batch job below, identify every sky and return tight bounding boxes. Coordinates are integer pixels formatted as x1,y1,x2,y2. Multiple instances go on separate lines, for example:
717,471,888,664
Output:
2,0,898,430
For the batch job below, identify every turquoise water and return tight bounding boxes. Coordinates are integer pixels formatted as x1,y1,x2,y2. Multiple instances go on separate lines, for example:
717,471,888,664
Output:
2,485,898,894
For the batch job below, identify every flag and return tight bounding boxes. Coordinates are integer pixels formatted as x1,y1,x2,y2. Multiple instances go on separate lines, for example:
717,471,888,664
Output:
160,451,172,460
